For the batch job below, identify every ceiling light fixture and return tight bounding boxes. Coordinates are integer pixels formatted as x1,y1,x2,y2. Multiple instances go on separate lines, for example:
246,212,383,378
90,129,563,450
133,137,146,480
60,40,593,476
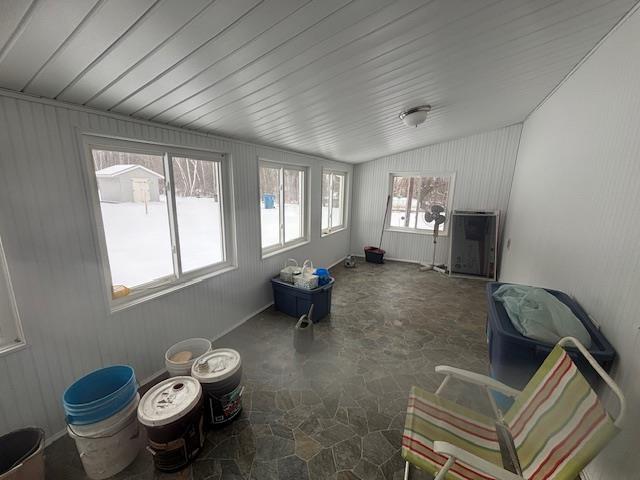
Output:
399,105,431,127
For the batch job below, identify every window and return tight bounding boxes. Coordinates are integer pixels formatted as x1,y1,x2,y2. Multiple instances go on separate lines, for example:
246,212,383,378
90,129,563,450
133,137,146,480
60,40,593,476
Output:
322,170,347,235
84,136,235,309
0,235,24,354
388,173,455,234
259,161,307,255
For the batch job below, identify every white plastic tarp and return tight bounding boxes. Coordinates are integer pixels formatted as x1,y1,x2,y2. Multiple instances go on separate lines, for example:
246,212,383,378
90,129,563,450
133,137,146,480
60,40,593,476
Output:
493,284,592,348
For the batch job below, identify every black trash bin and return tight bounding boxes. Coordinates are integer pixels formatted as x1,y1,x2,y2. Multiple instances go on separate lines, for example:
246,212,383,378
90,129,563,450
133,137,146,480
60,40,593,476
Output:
0,427,45,480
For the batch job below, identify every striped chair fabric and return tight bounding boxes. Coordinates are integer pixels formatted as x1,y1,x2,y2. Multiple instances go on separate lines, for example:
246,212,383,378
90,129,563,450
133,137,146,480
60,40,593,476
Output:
402,346,619,480
402,386,502,480
503,345,619,480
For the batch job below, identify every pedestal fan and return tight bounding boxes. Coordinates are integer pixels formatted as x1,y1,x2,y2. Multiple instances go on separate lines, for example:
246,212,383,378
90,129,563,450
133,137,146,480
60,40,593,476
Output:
420,205,447,272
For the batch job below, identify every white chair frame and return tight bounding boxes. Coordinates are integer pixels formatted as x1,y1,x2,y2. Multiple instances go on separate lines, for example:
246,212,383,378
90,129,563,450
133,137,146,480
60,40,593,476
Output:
404,337,626,480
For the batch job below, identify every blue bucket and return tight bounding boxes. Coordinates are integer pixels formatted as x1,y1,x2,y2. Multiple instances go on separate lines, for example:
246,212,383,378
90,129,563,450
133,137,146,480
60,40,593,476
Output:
63,365,137,425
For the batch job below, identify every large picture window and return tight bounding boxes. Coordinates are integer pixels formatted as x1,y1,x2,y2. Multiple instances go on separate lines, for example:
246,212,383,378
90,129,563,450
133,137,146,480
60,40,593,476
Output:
84,136,235,309
259,161,307,255
387,173,454,234
321,170,347,235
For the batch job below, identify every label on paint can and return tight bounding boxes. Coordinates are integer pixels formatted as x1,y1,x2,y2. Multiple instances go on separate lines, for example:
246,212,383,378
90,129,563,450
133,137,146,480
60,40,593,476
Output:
209,384,243,424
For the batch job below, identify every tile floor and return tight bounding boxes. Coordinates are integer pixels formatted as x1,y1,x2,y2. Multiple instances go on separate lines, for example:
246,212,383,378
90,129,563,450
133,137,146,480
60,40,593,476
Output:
45,259,494,480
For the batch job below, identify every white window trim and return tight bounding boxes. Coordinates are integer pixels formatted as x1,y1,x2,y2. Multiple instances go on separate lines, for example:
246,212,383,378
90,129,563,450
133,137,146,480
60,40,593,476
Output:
258,159,309,258
385,171,456,237
321,169,348,237
0,235,26,356
81,134,237,313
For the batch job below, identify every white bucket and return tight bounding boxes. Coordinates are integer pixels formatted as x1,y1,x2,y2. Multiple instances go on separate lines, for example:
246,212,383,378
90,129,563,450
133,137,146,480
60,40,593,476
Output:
67,393,142,480
165,338,212,377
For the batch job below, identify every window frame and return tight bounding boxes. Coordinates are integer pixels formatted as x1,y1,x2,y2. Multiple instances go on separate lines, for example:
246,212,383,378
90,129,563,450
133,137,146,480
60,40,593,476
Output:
0,235,26,356
385,171,456,236
321,169,348,236
258,159,309,258
82,134,237,312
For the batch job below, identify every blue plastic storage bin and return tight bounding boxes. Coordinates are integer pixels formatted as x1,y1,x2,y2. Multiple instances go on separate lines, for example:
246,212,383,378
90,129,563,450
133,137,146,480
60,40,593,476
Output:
271,277,334,322
486,282,616,394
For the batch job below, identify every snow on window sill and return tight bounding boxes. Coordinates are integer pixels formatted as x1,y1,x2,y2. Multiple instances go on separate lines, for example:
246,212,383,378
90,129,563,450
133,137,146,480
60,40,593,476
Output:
321,226,346,237
262,239,310,260
109,264,238,313
384,226,449,237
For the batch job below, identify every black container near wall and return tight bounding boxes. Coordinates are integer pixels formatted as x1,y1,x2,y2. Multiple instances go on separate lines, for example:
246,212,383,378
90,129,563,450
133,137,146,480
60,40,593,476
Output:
364,246,385,263
191,349,243,427
137,377,205,473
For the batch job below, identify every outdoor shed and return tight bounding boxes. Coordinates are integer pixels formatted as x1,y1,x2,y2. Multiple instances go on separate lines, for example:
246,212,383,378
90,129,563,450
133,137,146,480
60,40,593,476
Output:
95,164,164,203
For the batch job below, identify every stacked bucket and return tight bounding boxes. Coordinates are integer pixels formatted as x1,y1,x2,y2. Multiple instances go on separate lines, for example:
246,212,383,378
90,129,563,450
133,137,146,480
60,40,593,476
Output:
63,365,141,480
62,339,244,477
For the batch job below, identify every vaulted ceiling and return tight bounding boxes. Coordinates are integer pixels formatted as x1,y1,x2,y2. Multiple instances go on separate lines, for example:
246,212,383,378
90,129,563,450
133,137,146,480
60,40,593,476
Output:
0,0,636,162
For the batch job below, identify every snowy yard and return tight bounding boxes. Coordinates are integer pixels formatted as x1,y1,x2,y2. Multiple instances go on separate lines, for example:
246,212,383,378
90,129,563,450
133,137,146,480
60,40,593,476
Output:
260,203,302,247
100,197,302,287
101,197,226,287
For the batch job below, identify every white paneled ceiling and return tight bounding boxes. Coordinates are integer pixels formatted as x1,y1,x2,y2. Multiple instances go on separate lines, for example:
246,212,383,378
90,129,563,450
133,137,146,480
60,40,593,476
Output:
0,0,636,162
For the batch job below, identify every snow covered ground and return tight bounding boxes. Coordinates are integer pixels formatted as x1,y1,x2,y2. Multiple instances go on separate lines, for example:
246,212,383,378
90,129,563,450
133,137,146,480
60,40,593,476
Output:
100,198,305,287
100,196,226,287
260,203,302,247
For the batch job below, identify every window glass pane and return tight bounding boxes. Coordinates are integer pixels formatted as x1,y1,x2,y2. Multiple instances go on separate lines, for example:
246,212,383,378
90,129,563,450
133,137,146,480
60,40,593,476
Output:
416,176,451,231
172,157,224,272
92,149,173,288
260,166,280,248
390,176,410,228
321,172,331,231
331,173,345,228
284,169,303,243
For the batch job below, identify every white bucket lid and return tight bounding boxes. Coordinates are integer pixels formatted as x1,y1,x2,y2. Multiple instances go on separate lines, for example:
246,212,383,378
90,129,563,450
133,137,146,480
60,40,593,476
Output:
191,348,241,384
137,376,201,427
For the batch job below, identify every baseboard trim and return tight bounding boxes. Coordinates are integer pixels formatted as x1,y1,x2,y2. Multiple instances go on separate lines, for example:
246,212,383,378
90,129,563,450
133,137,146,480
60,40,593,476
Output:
350,253,422,265
45,257,350,448
45,300,276,448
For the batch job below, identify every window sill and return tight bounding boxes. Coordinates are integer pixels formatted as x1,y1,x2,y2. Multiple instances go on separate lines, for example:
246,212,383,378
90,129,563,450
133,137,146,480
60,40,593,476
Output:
321,226,347,237
0,340,28,357
110,264,238,313
385,227,449,237
262,239,310,259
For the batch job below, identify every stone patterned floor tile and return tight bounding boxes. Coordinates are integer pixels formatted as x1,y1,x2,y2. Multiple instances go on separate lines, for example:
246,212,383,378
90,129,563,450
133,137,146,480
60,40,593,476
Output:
44,260,490,480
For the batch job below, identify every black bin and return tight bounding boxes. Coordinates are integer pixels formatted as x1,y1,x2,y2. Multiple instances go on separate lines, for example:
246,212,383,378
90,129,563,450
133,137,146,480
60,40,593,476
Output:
364,246,385,263
486,282,616,391
271,277,334,322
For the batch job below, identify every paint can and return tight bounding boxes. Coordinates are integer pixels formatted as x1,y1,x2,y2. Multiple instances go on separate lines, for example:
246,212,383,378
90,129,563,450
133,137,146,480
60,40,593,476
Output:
191,349,243,427
67,394,142,480
165,338,213,377
138,376,205,472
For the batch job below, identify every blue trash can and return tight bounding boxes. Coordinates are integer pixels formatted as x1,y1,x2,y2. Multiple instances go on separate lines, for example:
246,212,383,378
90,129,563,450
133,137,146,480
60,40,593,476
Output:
486,282,616,393
271,277,334,322
263,194,276,209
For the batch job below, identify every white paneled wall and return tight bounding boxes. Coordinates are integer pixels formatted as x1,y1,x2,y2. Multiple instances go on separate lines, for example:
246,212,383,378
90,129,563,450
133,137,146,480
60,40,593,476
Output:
500,7,640,479
350,125,522,264
0,92,352,438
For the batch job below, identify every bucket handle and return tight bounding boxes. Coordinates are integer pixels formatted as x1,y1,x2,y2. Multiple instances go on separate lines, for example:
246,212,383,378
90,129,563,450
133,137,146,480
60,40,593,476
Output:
67,414,138,440
284,258,298,268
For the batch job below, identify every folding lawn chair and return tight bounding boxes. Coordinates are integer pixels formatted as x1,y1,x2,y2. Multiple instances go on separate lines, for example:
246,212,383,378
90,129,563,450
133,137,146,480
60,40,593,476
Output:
402,337,626,480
